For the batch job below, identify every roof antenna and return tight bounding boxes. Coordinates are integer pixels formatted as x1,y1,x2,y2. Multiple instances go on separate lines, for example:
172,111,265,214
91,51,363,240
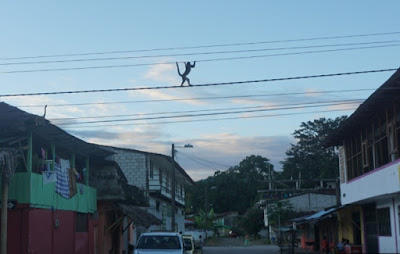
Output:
43,105,47,118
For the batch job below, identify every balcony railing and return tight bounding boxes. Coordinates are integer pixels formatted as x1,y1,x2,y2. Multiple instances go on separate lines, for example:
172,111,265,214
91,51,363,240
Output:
1,171,97,213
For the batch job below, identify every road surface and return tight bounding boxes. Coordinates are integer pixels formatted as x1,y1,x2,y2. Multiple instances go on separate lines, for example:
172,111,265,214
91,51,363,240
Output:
203,245,280,253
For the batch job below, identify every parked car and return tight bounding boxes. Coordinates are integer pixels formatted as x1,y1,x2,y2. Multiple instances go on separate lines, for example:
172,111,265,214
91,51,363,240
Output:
182,235,194,254
133,232,192,254
229,230,238,238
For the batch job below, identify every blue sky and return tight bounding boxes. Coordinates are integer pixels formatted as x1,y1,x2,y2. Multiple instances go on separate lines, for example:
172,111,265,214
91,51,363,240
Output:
1,1,399,180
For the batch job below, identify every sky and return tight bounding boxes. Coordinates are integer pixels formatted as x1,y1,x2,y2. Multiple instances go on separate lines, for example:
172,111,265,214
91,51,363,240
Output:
1,1,399,180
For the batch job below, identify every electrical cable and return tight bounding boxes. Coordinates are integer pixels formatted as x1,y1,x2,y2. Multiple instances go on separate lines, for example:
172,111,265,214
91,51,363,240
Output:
1,44,399,74
2,31,399,61
57,101,361,126
1,40,398,66
178,151,231,169
49,99,364,121
14,88,376,108
0,68,397,97
177,153,223,171
65,107,357,129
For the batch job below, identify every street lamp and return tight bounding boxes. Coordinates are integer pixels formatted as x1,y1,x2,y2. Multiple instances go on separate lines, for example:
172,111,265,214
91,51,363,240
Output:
171,143,193,232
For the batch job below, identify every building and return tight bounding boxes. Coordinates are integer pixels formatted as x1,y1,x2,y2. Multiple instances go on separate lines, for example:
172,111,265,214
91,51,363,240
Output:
213,211,238,236
0,102,111,254
101,146,195,239
91,160,161,254
262,191,337,242
325,69,400,253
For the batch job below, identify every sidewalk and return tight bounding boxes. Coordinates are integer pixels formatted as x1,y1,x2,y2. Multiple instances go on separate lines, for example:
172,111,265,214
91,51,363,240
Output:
294,247,319,254
206,236,267,247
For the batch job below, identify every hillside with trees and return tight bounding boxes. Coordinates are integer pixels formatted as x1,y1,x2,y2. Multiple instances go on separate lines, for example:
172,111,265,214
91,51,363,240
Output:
187,116,347,216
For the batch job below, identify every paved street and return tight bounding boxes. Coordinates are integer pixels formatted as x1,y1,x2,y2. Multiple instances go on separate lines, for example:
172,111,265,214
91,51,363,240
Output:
203,245,280,254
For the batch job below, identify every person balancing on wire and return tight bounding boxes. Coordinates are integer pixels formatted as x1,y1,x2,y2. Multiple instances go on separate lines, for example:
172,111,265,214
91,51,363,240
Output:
176,61,196,86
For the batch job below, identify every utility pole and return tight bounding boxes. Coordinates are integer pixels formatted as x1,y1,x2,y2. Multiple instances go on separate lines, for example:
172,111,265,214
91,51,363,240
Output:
268,164,272,190
1,173,8,254
171,144,176,232
205,184,208,214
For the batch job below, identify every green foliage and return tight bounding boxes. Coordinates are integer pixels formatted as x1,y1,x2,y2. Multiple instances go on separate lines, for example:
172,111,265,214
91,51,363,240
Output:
279,116,347,182
187,155,274,214
266,200,295,227
234,155,274,181
195,208,215,230
240,207,264,237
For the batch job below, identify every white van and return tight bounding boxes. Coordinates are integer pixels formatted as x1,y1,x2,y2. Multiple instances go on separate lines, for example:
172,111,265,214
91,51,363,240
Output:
133,232,192,254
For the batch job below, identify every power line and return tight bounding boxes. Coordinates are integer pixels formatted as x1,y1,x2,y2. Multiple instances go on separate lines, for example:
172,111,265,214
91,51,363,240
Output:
56,101,361,126
15,88,376,108
49,99,364,121
0,68,397,97
178,152,225,171
1,40,398,66
65,107,357,129
1,44,399,74
2,31,399,61
178,151,231,169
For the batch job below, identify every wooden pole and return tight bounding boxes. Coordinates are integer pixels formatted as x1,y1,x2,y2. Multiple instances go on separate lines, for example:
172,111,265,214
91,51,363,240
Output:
1,175,9,254
171,144,176,231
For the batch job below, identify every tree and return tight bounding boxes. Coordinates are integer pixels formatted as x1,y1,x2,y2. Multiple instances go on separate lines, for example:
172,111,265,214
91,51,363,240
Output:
187,155,275,214
266,200,295,227
240,207,264,238
195,208,215,241
280,116,347,182
234,155,274,181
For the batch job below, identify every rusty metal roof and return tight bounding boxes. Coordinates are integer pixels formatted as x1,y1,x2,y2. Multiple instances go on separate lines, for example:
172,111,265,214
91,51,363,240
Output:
0,102,113,158
118,203,162,228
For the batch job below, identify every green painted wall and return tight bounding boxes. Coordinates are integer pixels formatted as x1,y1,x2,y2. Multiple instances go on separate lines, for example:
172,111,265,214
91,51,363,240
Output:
6,172,31,203
1,172,97,213
30,172,97,213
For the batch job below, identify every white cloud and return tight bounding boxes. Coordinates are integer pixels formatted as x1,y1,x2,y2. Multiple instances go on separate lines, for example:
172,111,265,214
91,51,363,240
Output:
69,127,293,181
144,62,179,84
2,96,83,118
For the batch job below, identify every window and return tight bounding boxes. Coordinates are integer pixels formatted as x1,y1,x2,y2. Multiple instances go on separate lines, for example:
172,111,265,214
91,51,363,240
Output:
388,123,397,161
159,170,163,185
377,208,391,236
136,235,181,249
156,201,160,212
166,174,171,193
149,161,154,179
362,141,368,167
76,212,88,232
398,205,400,235
344,103,400,181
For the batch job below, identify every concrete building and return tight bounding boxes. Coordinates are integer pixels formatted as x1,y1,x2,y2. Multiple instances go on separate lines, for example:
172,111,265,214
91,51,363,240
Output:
102,146,195,241
262,191,337,246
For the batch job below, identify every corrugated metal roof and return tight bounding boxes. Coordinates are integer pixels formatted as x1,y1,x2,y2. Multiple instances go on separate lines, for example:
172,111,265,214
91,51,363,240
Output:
0,102,113,158
118,203,162,228
324,68,400,146
101,145,195,186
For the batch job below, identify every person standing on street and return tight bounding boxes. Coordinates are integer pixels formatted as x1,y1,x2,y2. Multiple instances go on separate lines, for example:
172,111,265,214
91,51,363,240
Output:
244,235,251,247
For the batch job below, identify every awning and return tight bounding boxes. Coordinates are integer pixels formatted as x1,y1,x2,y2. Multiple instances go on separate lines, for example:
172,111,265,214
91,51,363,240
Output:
306,208,336,221
118,203,162,229
292,206,343,224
